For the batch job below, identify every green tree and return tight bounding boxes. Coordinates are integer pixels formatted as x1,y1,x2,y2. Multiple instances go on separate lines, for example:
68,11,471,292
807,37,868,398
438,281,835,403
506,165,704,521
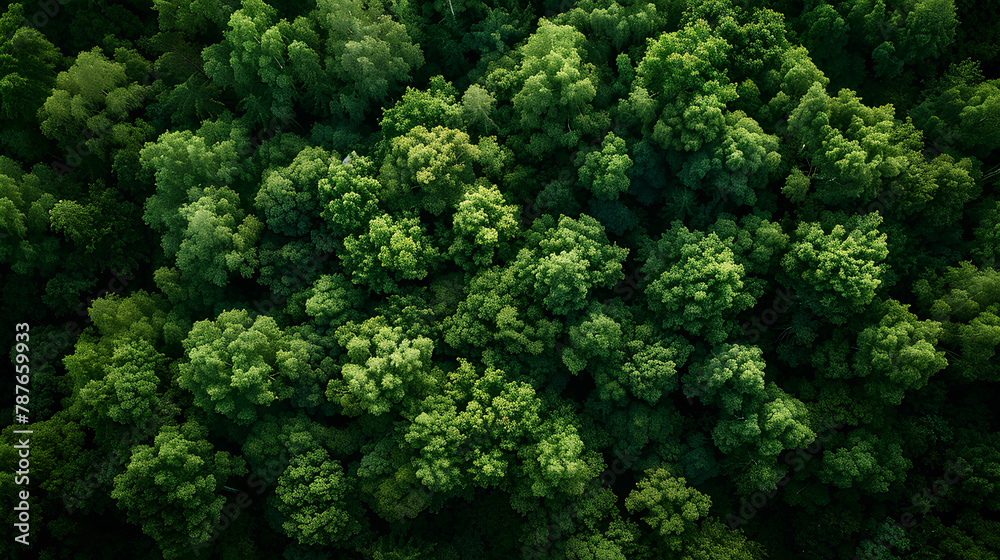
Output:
839,0,957,82
780,212,888,325
686,517,768,560
641,221,758,344
317,151,384,238
0,166,60,276
355,430,424,522
38,46,159,181
401,394,468,494
201,0,298,127
509,19,600,157
461,83,499,135
0,5,60,160
951,429,1000,513
905,512,1000,560
912,262,1000,383
378,75,464,140
78,336,168,426
242,411,362,476
175,185,262,293
49,180,151,273
631,20,735,154
42,271,98,315
515,214,629,316
146,0,229,127
816,428,911,494
683,343,814,493
340,211,441,294
255,145,333,237
854,515,912,560
179,309,320,425
625,467,712,552
910,69,1000,161
575,132,632,200
310,0,424,122
853,299,948,405
518,412,601,499
797,3,856,86
140,120,252,258
447,180,520,270
556,0,679,54
325,315,437,416
111,420,248,559
451,361,544,491
785,83,914,206
305,273,367,332
672,110,782,207
271,447,365,546
442,264,560,356
379,125,480,215
893,152,981,233
62,291,173,413
708,213,791,277
561,307,694,406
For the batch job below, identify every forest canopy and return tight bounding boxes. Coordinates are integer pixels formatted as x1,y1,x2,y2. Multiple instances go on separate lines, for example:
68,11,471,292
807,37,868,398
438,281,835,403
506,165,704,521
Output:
1,0,999,559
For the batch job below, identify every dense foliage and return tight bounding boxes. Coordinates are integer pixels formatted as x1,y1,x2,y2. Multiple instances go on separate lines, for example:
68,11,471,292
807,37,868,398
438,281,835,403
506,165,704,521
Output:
2,0,999,559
